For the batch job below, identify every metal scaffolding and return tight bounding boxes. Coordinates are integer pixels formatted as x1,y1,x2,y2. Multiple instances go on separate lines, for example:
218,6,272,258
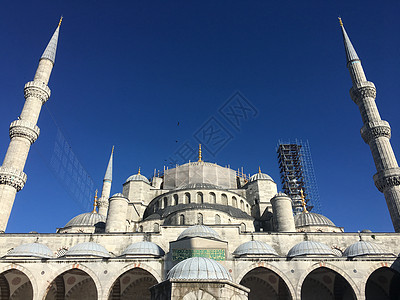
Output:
277,140,321,214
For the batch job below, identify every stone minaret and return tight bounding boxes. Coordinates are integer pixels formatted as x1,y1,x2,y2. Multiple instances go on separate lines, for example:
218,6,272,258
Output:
98,146,114,216
340,19,400,232
0,19,62,232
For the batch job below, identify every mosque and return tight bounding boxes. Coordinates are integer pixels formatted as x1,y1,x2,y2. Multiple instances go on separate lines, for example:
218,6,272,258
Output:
0,17,399,300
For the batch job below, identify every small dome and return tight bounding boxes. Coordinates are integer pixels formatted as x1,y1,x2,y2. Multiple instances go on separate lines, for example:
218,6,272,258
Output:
274,192,288,197
288,241,335,257
177,225,221,241
343,241,392,258
6,243,53,259
112,193,124,197
167,257,232,280
64,242,110,258
125,174,150,184
122,241,165,257
361,229,372,233
64,212,106,228
332,248,343,257
233,241,278,257
294,213,336,227
249,173,274,182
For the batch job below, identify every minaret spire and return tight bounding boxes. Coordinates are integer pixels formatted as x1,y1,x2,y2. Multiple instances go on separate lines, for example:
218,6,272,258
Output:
0,19,62,232
98,146,114,216
340,19,400,232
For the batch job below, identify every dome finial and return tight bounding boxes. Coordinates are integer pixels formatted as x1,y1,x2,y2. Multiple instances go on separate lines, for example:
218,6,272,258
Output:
92,190,98,213
300,189,308,213
258,166,261,174
338,17,343,27
198,144,202,162
138,167,141,174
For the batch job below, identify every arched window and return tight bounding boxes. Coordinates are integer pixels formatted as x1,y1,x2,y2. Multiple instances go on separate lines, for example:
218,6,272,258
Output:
221,194,228,205
179,214,185,225
246,203,250,213
138,225,143,232
209,192,216,203
240,223,246,232
154,223,160,232
185,192,191,204
240,200,245,211
163,197,168,208
154,201,159,211
232,196,237,207
197,192,203,204
215,214,221,224
197,213,203,225
173,194,179,205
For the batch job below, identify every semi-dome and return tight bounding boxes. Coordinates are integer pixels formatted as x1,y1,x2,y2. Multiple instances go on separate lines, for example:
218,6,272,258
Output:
6,243,53,259
343,241,392,258
233,240,278,257
64,212,106,228
125,173,150,184
122,241,165,257
64,242,110,258
294,212,336,227
288,241,335,257
177,225,221,241
249,172,273,182
167,257,232,280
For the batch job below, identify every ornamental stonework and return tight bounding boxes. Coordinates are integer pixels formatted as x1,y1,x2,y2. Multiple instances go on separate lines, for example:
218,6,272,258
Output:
97,199,109,208
361,121,391,144
9,120,40,145
350,82,376,105
24,81,51,105
374,168,400,192
0,166,27,191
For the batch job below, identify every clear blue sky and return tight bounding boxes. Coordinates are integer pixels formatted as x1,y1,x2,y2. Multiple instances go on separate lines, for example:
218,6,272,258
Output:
1,1,400,233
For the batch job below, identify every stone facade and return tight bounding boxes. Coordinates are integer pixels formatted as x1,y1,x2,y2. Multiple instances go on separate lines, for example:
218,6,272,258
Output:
0,19,400,300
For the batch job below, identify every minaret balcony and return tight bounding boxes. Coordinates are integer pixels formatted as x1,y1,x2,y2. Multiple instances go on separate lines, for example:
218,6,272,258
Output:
373,168,400,192
361,120,391,144
9,120,40,145
0,166,27,191
24,81,51,104
350,81,376,105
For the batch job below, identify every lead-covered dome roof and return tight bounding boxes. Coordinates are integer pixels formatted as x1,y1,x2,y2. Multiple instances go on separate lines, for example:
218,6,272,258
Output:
122,241,165,257
294,212,336,227
64,212,106,228
167,257,232,280
125,174,150,184
233,240,278,257
343,241,392,258
6,243,53,259
177,225,221,241
287,241,335,257
249,173,274,182
64,242,110,258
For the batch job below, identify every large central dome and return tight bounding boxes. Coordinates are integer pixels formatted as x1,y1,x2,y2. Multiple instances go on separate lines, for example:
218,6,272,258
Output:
163,161,237,190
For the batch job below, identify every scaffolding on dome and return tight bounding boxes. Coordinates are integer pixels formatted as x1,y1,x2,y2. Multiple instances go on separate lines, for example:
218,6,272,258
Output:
277,139,321,215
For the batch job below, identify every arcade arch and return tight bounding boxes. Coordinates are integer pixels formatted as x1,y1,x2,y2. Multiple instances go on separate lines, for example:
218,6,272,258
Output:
365,267,400,300
239,267,292,300
108,267,158,300
44,269,97,300
0,269,33,300
301,267,356,300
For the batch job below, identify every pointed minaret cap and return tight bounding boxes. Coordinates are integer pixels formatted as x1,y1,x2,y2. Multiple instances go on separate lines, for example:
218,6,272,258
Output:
41,17,62,64
104,146,114,182
338,17,360,66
